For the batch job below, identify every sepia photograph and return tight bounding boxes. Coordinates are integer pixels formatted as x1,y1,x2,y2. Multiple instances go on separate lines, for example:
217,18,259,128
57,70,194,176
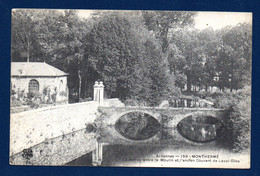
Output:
10,9,252,168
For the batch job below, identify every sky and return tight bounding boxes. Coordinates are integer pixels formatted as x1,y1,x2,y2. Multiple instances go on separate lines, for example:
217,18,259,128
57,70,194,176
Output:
194,12,252,29
76,10,252,30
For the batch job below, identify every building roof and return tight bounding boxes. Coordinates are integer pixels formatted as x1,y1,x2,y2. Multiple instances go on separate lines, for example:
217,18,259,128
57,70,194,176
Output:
11,62,69,77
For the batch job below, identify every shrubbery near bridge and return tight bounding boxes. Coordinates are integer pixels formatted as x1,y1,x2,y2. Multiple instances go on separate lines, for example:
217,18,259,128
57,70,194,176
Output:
214,86,251,152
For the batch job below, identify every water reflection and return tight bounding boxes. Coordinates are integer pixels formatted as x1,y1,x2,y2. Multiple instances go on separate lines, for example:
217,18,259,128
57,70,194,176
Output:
177,115,223,142
66,115,224,166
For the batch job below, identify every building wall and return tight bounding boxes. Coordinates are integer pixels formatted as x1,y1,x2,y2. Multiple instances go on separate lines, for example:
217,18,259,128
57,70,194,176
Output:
11,76,68,102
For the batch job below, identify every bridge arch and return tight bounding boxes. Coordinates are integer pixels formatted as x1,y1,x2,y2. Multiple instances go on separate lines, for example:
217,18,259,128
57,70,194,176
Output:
109,109,161,125
114,111,161,141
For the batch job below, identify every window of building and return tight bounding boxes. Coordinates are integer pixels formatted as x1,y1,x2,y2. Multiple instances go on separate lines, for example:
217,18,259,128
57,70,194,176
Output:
28,79,39,93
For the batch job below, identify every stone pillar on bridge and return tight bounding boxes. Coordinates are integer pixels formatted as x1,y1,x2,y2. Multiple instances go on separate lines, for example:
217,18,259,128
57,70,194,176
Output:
93,81,104,105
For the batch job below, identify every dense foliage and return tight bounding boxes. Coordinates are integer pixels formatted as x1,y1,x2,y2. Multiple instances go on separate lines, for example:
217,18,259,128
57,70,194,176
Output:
11,10,251,103
214,86,251,152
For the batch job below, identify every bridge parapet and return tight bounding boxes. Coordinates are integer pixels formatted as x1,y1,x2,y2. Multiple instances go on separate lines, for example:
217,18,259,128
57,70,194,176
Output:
98,106,226,124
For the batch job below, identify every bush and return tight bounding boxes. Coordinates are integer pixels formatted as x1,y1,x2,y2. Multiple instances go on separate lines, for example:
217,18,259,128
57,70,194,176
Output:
42,87,49,96
213,92,233,109
215,86,251,152
124,98,149,107
28,99,40,108
11,89,16,95
59,91,67,97
79,97,92,102
10,98,23,107
26,92,42,108
51,93,57,103
27,92,41,100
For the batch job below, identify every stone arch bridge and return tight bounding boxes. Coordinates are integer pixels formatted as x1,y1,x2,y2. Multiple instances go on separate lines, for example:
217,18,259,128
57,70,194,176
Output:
91,106,226,165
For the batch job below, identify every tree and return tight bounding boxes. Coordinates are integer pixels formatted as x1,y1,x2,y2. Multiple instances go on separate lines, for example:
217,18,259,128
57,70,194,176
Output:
169,23,252,93
53,10,94,101
87,12,147,100
196,27,218,91
11,9,49,62
208,23,252,92
221,23,252,91
87,12,181,105
170,28,205,92
142,11,197,53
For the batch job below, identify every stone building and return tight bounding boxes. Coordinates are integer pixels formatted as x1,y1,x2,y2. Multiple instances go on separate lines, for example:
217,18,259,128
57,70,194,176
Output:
11,62,69,102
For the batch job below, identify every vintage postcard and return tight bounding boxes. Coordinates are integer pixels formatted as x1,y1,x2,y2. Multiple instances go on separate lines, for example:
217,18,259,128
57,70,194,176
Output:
10,9,252,168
